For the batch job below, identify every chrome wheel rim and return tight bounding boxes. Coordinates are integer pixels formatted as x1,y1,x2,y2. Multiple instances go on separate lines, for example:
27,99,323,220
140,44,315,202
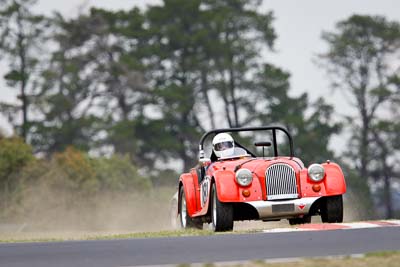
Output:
212,189,217,228
181,194,187,227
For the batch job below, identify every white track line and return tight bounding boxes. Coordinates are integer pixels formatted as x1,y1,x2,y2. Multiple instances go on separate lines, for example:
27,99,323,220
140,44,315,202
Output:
261,220,400,233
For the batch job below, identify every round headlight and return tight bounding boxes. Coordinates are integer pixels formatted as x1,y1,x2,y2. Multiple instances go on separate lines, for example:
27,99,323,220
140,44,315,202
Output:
235,168,253,186
308,164,325,182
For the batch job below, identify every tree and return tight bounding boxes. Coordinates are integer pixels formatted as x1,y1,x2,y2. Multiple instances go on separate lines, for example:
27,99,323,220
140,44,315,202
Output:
90,154,151,192
0,136,34,213
201,0,276,128
0,0,47,141
145,0,210,171
75,8,152,159
320,15,400,218
28,8,155,161
143,0,341,172
144,0,279,171
256,64,341,165
28,12,101,153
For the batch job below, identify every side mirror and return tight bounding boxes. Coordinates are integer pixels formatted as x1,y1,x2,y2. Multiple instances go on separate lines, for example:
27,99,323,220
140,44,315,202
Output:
254,141,272,147
199,158,211,167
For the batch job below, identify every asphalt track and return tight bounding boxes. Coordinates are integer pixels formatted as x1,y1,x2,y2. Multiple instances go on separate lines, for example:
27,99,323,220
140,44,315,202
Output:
1,226,400,267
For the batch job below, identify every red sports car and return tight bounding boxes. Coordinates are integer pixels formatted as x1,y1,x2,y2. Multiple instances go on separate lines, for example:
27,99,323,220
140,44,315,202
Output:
172,126,346,231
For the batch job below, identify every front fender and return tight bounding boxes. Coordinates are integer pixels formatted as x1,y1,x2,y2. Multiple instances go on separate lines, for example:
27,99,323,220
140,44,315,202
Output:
299,162,346,197
214,170,263,203
179,173,197,217
214,170,238,202
322,162,347,195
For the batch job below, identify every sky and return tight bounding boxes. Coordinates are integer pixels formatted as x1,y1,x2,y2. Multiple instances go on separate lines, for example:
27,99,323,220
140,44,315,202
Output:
1,0,399,141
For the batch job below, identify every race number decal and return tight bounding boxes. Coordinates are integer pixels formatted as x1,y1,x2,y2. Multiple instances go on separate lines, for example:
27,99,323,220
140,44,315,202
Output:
200,177,210,208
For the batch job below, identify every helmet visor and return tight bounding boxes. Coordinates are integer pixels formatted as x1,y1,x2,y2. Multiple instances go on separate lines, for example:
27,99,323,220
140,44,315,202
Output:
214,141,234,151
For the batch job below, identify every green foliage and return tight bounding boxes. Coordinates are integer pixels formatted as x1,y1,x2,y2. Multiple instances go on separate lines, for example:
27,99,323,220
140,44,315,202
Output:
0,136,34,180
90,154,151,192
31,147,152,195
27,7,151,157
0,136,35,215
1,145,153,227
143,0,285,170
199,0,276,128
294,98,342,164
52,147,99,193
145,0,210,170
3,69,28,83
256,64,341,164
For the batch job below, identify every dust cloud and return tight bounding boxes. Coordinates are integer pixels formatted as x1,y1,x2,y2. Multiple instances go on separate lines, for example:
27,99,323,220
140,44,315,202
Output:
342,193,368,222
2,184,177,235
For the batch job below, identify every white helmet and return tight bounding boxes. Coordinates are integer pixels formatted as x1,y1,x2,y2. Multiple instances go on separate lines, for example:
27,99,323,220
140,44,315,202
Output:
212,133,235,158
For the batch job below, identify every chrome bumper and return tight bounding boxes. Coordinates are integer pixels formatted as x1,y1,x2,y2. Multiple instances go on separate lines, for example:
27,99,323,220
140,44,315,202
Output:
246,197,321,219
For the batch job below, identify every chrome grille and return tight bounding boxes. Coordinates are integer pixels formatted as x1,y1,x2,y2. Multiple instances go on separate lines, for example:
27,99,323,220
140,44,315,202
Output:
265,163,298,200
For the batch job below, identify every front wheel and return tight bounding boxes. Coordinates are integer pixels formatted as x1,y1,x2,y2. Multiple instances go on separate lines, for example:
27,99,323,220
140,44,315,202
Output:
210,183,233,231
321,195,343,223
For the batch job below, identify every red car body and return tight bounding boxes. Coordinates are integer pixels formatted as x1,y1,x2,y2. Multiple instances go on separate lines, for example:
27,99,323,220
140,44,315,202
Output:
175,126,346,231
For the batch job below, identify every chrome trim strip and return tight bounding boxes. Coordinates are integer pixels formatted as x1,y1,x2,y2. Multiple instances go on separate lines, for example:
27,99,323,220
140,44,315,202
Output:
246,197,321,219
268,194,299,200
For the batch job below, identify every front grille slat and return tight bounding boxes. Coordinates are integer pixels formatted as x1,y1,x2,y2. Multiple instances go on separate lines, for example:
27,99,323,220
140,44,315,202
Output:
275,169,278,196
266,163,298,200
283,165,289,193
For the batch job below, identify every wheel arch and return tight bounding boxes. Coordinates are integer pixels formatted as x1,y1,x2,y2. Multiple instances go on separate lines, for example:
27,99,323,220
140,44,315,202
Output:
178,173,197,217
322,162,347,196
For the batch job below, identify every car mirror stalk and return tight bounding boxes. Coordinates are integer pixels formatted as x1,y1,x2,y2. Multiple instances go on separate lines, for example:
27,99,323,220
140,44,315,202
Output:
199,157,211,167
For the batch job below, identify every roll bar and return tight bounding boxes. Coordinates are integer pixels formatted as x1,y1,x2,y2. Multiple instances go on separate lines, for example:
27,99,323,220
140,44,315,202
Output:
198,126,294,159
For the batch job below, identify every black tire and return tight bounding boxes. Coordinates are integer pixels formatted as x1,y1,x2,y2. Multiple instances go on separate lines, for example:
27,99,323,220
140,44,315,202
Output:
288,215,312,225
210,183,234,232
321,195,343,223
179,187,203,229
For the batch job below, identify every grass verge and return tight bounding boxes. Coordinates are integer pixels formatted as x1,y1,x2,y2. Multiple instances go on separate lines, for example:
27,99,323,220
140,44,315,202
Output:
227,251,400,267
0,228,219,243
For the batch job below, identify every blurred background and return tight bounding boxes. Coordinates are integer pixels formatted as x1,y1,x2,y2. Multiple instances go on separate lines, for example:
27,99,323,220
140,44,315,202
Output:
0,0,399,233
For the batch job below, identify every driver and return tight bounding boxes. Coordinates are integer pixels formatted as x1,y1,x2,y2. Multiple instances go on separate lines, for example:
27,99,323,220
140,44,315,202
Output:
212,133,235,159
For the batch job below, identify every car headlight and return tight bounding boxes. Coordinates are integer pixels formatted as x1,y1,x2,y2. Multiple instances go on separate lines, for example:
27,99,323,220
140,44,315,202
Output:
308,164,325,182
235,168,253,186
